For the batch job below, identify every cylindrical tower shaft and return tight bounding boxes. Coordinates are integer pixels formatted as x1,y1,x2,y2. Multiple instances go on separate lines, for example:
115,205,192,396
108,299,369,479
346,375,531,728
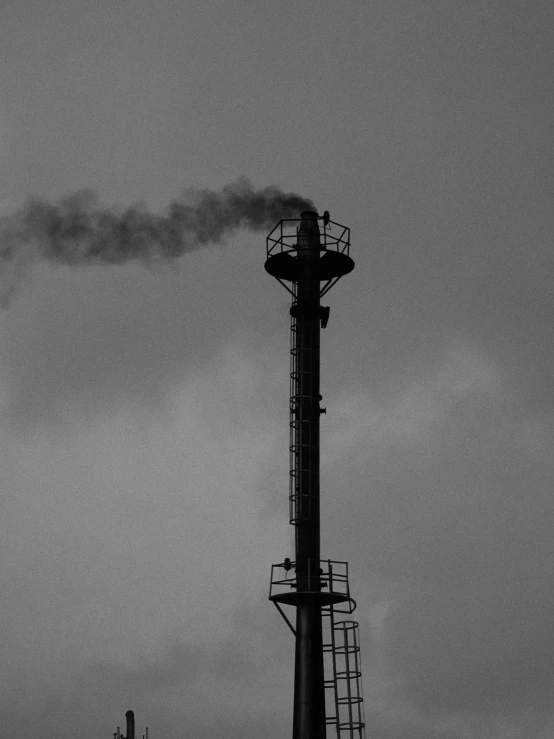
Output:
292,211,325,739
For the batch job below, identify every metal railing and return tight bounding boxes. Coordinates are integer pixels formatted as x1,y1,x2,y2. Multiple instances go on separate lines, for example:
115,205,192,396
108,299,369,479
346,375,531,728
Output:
266,218,351,259
269,559,355,608
265,217,352,297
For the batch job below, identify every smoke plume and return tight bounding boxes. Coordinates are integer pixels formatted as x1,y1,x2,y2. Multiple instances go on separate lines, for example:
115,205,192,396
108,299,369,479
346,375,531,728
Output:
0,177,314,305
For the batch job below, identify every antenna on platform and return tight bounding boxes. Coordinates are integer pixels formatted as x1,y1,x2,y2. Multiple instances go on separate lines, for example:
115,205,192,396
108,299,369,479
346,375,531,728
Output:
265,211,365,739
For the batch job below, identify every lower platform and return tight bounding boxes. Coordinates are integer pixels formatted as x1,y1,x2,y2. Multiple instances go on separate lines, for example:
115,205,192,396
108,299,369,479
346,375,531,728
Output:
269,558,353,608
270,590,350,607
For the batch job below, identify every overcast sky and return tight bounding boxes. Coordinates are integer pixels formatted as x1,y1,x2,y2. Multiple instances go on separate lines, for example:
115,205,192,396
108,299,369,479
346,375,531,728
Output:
1,1,553,737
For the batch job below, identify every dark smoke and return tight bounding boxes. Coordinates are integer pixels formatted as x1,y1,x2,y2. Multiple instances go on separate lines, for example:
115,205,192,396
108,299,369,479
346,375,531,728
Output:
0,177,314,305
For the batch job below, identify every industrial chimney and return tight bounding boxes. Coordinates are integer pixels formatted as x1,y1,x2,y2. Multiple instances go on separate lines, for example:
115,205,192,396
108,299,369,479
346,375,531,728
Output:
266,211,365,739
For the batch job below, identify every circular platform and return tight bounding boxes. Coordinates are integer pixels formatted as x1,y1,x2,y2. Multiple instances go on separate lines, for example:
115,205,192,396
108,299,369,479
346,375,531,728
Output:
265,251,355,282
269,590,351,606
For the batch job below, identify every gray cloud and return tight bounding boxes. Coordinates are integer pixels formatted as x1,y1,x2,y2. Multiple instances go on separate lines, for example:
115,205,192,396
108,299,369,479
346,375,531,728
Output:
1,602,292,739
1,0,553,736
0,231,290,430
322,346,554,720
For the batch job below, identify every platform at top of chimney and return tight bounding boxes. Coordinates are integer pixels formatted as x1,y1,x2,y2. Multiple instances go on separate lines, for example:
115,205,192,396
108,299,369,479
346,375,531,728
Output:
265,213,354,287
265,250,354,282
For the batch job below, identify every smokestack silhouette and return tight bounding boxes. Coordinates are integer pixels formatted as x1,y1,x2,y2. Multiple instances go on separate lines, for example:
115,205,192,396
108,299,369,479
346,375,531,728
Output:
125,710,135,739
0,177,314,305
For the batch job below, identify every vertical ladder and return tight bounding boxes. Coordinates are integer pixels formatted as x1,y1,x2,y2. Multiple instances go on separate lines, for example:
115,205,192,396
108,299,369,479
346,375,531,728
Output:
322,603,365,739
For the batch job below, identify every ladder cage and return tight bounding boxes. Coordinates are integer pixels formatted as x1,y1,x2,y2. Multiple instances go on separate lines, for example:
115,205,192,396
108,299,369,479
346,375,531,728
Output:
322,611,366,739
288,284,321,525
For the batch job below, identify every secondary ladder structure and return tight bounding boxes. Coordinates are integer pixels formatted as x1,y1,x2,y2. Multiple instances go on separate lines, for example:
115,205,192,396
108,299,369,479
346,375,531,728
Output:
265,211,365,739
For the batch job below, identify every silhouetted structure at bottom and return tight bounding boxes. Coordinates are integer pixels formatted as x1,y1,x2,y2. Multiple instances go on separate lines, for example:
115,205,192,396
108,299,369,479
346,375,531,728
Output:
113,710,148,739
